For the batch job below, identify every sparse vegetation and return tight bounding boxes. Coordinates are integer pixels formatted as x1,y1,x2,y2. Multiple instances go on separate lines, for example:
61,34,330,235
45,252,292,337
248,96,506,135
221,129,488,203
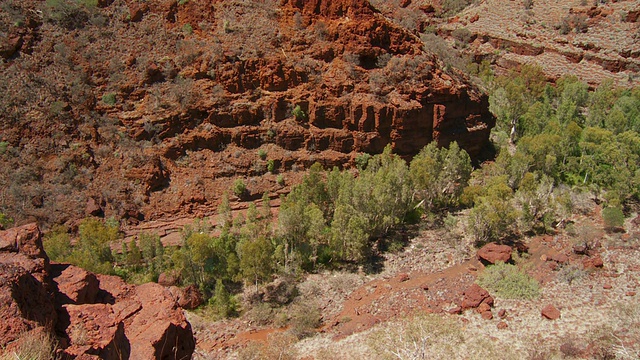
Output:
368,314,519,359
2,0,640,357
440,0,474,16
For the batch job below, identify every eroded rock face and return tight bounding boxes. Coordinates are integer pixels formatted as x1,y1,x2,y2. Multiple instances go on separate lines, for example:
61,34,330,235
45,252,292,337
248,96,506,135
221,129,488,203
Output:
0,263,56,346
0,224,195,360
0,0,496,228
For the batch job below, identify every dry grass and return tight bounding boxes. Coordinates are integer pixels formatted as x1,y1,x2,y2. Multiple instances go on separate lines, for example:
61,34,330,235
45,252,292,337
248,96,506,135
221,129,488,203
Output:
0,329,57,360
236,332,298,360
297,313,521,360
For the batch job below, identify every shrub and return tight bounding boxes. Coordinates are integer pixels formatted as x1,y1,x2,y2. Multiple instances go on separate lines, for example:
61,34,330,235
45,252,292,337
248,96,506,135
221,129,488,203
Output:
477,262,540,299
292,105,306,120
288,302,321,339
441,0,472,16
233,179,247,197
0,141,8,155
66,218,118,274
0,212,13,229
452,27,473,43
267,160,275,173
102,93,116,105
44,0,89,30
602,207,625,230
43,226,71,261
276,174,285,186
557,264,588,284
257,149,267,160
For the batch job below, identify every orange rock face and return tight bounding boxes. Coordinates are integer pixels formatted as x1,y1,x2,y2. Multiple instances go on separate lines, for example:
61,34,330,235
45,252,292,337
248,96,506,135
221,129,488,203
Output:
0,224,196,360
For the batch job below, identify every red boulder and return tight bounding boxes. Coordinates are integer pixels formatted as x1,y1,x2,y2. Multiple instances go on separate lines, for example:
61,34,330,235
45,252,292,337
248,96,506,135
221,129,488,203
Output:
461,284,494,310
541,304,561,320
477,243,512,264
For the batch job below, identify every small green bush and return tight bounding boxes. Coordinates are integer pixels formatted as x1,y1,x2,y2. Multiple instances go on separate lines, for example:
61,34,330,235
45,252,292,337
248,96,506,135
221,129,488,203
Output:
267,160,275,173
602,207,624,230
43,226,71,261
233,179,247,197
257,149,267,160
0,212,13,229
182,23,193,34
102,93,116,105
276,174,285,186
292,105,306,120
0,141,8,154
477,262,540,300
355,153,372,170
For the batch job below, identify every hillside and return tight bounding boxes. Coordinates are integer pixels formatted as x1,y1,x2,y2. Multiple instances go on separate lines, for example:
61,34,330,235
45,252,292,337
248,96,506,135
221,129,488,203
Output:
1,0,640,359
373,0,640,87
0,0,494,231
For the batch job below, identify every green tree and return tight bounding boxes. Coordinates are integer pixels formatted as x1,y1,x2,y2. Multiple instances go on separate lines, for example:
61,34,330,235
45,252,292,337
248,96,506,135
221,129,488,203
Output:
409,141,472,210
330,146,412,261
218,192,233,229
139,232,159,262
126,239,142,266
586,79,615,127
466,177,518,244
184,232,217,288
514,173,557,233
238,236,274,291
490,65,546,142
210,278,235,318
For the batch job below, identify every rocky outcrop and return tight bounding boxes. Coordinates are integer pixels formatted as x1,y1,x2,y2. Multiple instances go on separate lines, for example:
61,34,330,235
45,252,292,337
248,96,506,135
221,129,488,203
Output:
0,223,55,347
0,224,195,359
